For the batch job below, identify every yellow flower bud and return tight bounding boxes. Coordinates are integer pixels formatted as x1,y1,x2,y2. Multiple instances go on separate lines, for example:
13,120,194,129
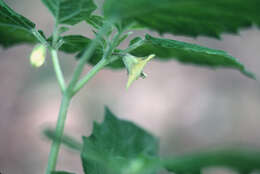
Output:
123,53,155,89
30,44,46,68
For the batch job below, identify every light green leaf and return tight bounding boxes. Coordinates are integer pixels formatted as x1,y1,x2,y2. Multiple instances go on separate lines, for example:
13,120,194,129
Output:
0,0,37,47
104,0,260,38
81,107,160,174
130,34,255,79
41,0,97,25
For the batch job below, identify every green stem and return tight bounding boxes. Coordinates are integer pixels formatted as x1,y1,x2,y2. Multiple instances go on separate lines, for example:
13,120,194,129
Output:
50,49,66,92
45,94,71,174
72,30,122,95
72,58,108,95
67,23,110,92
45,21,119,174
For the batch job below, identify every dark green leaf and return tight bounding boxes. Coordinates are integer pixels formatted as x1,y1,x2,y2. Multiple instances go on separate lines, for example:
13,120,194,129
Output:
164,148,260,174
59,35,124,68
41,0,97,25
59,35,95,54
130,34,255,79
81,107,160,174
58,35,105,65
86,15,104,29
0,0,37,47
51,171,75,174
104,0,260,38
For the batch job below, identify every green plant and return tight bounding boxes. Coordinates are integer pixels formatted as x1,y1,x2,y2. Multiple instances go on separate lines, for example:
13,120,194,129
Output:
1,0,260,174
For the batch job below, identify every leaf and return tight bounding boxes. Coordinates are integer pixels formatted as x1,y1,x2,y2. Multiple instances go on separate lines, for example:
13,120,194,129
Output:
58,35,105,65
86,15,104,29
81,107,160,174
59,35,125,68
41,0,97,25
0,0,37,47
104,0,260,38
130,34,255,79
164,148,260,174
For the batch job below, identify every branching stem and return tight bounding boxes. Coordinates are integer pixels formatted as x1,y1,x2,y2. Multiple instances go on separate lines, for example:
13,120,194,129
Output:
43,21,122,174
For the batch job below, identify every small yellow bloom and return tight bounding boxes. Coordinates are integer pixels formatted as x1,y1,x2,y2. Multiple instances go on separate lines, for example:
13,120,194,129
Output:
123,53,155,89
30,44,46,68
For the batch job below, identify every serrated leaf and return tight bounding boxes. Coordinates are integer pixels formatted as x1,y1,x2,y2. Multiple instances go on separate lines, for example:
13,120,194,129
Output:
130,34,255,79
81,107,160,174
104,0,260,38
164,148,260,174
41,0,97,25
0,0,37,47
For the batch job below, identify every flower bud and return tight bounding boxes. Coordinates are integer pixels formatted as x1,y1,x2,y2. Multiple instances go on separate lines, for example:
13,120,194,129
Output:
30,44,46,68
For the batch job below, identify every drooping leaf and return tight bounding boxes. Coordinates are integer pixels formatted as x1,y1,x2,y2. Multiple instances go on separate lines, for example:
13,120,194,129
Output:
0,0,37,47
81,107,160,174
164,148,260,174
41,0,97,25
104,0,260,38
130,34,255,79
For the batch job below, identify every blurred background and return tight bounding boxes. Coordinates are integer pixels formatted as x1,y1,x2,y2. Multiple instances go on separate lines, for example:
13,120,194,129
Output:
1,0,260,174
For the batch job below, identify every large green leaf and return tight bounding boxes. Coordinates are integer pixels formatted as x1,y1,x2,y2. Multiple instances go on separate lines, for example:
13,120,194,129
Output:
130,34,255,79
41,0,97,25
104,0,260,38
81,107,160,174
0,0,37,47
164,148,260,174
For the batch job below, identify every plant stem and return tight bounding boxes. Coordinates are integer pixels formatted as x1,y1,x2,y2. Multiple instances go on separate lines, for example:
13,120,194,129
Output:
72,58,108,95
50,49,66,92
45,21,120,174
45,94,71,174
67,23,110,92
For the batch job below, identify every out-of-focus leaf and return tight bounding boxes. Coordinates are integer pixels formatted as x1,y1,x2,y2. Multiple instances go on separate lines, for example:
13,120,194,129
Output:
165,148,260,174
130,34,255,79
104,0,260,38
86,15,104,29
0,0,37,47
43,128,83,151
81,107,160,174
41,0,97,25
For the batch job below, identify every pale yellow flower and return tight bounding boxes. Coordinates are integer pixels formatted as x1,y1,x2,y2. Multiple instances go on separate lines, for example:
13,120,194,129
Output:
123,53,155,89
